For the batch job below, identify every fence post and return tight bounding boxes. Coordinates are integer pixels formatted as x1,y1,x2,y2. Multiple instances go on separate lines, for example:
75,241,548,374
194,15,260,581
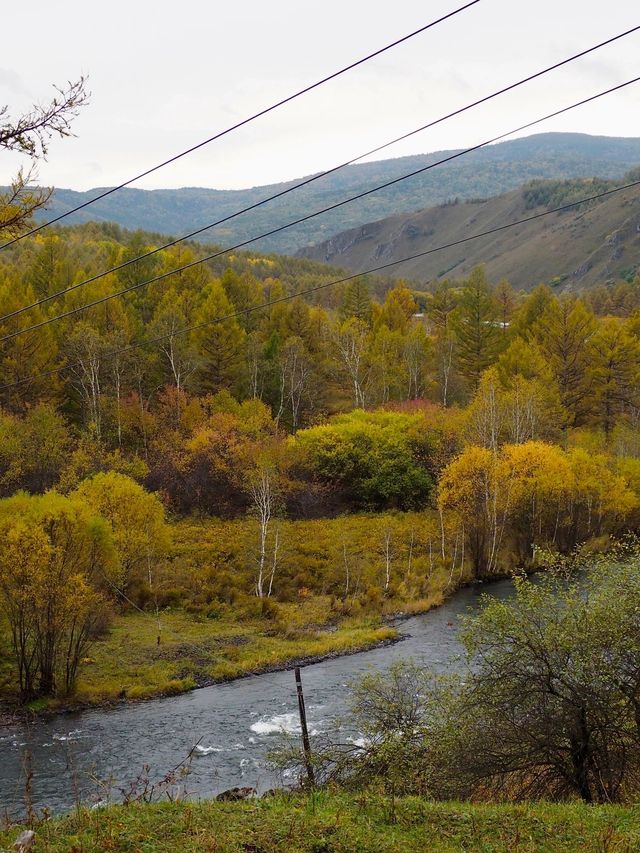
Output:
294,666,315,788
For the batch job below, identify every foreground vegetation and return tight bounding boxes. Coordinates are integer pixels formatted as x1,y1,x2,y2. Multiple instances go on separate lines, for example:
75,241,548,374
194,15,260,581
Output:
273,550,640,806
3,793,640,852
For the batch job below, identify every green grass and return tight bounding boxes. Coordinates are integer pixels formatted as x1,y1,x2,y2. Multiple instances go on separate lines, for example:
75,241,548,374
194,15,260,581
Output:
3,792,639,851
76,604,396,706
0,598,397,711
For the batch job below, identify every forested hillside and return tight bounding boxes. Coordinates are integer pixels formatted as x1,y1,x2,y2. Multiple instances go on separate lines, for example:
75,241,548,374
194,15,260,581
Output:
2,221,640,710
300,171,640,289
28,133,640,255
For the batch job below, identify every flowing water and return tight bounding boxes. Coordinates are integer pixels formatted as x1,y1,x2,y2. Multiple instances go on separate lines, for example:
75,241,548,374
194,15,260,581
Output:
0,578,516,816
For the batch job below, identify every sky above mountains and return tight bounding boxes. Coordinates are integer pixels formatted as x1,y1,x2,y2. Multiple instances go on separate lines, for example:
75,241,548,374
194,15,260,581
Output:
1,0,639,192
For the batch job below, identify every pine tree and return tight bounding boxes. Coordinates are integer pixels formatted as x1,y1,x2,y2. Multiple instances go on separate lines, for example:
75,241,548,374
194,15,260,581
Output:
427,279,459,333
585,317,640,436
340,277,372,324
494,279,516,334
531,296,595,427
452,267,501,391
191,280,246,393
511,283,553,338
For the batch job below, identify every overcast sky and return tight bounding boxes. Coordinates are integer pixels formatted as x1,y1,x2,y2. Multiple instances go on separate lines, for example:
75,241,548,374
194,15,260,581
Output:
1,0,639,192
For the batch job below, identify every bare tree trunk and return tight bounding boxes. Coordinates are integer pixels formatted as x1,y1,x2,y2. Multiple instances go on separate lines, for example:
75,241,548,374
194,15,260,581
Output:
250,470,272,598
406,529,415,585
383,528,392,592
247,333,263,400
164,335,182,393
146,536,161,646
447,532,459,589
69,338,102,439
335,321,370,409
113,358,123,447
137,376,149,460
440,336,454,407
274,364,286,427
267,526,279,598
343,540,350,598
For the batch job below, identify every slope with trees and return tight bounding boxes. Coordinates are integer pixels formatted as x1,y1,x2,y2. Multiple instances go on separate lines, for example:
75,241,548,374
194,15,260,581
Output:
1,215,640,708
300,172,640,290
27,132,640,255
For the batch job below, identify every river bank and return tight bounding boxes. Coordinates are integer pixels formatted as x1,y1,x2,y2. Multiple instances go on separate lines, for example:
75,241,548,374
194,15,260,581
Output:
2,792,637,852
0,611,400,719
3,506,520,719
0,578,518,816
0,566,514,721
0,623,403,723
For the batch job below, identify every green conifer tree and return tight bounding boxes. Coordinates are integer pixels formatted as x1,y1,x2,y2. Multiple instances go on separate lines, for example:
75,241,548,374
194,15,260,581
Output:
452,267,501,390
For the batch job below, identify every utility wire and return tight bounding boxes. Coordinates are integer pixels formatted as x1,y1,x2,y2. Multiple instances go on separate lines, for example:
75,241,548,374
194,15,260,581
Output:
2,24,638,329
2,72,638,343
2,176,639,394
0,1,481,250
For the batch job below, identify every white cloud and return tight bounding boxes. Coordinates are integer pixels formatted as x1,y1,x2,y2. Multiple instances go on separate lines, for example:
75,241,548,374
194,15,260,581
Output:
0,68,31,99
3,0,639,191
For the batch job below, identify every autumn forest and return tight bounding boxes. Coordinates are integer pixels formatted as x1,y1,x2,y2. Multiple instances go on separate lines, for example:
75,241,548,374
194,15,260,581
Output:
0,216,639,709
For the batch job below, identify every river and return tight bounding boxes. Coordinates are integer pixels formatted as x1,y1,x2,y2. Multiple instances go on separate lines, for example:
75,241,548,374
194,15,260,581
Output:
0,578,516,816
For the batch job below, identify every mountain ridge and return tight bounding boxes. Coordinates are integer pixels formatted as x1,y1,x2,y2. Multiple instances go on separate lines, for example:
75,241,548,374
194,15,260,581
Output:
28,132,640,256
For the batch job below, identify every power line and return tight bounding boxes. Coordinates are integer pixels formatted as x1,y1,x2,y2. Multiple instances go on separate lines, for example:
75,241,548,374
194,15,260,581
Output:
0,2,481,251
2,176,639,394
2,72,638,344
2,25,638,330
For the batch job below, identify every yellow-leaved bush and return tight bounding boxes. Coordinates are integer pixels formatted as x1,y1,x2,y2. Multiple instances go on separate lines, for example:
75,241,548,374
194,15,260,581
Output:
0,491,119,699
72,471,171,598
438,441,638,575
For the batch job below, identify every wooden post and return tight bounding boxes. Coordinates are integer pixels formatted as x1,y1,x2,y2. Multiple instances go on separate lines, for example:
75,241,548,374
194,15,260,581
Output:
294,666,315,788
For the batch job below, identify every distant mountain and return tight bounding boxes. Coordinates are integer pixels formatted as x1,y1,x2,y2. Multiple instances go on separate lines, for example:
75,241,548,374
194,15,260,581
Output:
33,133,640,256
298,174,640,291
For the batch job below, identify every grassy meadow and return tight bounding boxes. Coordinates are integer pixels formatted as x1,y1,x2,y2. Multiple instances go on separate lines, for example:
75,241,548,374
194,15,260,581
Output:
68,607,397,707
2,793,639,852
